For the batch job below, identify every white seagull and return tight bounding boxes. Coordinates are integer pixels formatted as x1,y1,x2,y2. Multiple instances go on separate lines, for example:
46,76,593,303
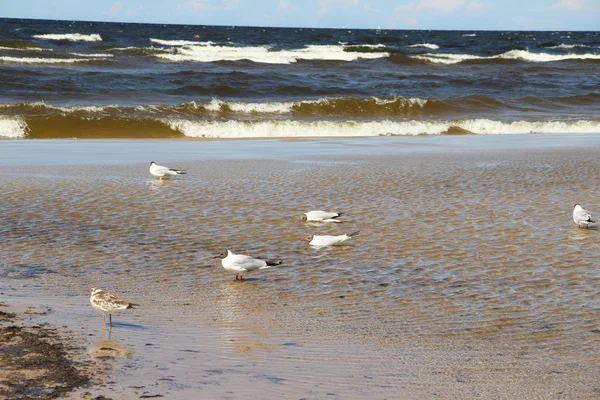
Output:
212,250,283,281
573,203,595,228
301,210,345,223
149,161,187,179
89,288,137,327
302,231,360,248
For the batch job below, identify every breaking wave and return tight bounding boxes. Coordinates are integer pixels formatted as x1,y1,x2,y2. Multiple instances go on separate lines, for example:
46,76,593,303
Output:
0,117,28,138
32,33,102,42
168,119,600,138
0,56,107,64
414,49,600,64
153,42,389,64
407,43,440,49
2,112,599,139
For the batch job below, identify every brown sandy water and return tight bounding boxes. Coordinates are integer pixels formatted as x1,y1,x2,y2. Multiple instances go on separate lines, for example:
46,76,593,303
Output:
2,136,600,398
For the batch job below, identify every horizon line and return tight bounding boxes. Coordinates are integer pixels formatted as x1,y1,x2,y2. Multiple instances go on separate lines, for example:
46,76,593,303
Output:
2,16,597,33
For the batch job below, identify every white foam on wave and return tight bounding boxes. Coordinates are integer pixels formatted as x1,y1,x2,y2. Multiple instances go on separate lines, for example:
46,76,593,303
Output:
69,52,113,58
545,43,593,49
150,38,215,46
0,56,100,64
352,44,387,49
0,46,47,52
414,53,484,64
203,99,294,113
407,43,440,50
200,96,429,114
0,101,117,113
463,34,477,37
33,33,102,42
156,43,389,64
165,119,600,138
502,49,600,62
0,117,28,138
415,49,600,64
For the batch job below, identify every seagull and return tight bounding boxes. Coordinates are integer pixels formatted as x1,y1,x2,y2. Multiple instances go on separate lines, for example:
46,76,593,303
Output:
573,203,595,228
212,250,282,281
90,288,137,327
301,210,345,222
301,231,360,248
149,161,187,179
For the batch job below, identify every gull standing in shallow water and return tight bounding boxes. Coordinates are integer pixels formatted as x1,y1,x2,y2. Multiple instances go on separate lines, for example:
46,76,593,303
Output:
302,231,360,248
149,161,187,179
573,203,595,228
301,210,345,222
90,288,137,327
212,250,283,281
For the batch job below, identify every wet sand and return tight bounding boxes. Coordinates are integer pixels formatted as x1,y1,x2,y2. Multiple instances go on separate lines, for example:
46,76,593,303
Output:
2,134,600,398
0,302,90,399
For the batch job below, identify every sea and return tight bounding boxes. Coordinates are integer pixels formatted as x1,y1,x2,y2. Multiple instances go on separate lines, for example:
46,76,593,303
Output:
1,17,599,139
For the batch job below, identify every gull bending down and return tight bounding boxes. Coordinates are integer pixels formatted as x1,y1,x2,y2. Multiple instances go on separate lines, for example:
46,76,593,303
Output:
302,231,360,248
149,161,187,179
573,203,595,228
301,210,345,223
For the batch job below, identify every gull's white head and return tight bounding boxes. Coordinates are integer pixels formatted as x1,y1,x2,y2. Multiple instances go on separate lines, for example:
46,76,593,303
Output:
212,250,230,259
90,287,103,296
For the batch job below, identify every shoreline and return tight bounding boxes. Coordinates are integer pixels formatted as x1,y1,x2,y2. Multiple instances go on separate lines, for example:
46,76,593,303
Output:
0,132,600,167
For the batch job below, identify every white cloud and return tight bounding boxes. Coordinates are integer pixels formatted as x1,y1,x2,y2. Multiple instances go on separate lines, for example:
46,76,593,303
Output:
416,0,466,12
176,0,238,12
397,0,488,13
108,1,123,18
395,2,416,12
467,1,487,12
364,3,383,13
318,0,361,16
553,0,583,10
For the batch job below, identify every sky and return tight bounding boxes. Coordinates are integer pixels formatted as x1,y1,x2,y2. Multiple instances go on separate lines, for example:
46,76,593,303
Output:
2,0,599,30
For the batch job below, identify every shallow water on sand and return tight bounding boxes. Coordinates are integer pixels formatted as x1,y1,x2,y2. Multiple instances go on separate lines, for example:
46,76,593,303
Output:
2,136,600,398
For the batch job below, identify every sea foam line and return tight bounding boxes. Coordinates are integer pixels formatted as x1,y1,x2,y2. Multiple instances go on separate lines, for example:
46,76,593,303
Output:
32,33,102,42
545,43,594,49
407,43,440,49
201,97,429,114
150,38,215,46
166,119,600,138
155,43,389,64
0,56,100,64
415,49,600,64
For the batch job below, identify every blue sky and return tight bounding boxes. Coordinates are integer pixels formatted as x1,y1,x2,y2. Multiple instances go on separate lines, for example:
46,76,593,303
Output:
2,0,599,30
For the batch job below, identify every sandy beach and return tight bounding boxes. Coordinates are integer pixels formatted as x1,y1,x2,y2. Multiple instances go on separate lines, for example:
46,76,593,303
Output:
2,135,600,399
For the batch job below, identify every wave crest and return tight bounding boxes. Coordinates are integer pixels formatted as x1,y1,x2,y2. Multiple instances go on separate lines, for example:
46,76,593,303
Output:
414,49,600,64
32,33,102,42
0,117,28,138
154,43,389,64
168,119,600,138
